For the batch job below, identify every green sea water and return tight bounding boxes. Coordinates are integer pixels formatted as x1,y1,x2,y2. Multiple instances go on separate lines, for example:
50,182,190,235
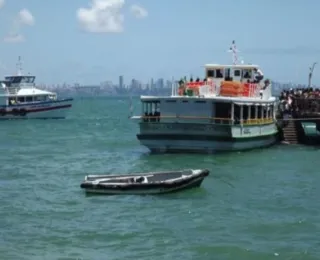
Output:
0,97,319,260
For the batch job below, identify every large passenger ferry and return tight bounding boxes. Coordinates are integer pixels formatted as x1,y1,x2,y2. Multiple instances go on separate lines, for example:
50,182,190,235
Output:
0,57,73,120
130,42,279,153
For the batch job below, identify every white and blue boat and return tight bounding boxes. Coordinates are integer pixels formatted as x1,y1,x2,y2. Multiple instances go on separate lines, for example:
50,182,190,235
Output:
0,57,73,119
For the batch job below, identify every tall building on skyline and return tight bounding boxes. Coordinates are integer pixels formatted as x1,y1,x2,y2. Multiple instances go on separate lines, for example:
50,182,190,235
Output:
158,78,164,89
119,75,124,89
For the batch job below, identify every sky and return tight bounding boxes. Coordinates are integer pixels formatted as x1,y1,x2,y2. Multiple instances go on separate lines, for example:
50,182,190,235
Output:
0,0,320,86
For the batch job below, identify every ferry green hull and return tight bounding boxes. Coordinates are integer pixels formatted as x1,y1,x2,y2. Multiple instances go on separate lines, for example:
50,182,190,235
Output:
137,122,279,153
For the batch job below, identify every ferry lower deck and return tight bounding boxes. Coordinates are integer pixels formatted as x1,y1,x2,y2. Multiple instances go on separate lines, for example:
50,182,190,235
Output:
137,123,278,153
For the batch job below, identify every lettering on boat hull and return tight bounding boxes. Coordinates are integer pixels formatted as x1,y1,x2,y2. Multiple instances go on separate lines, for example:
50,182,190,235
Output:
140,122,230,136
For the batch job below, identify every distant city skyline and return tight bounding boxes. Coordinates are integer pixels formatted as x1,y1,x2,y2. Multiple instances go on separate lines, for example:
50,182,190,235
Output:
33,70,320,91
38,74,317,98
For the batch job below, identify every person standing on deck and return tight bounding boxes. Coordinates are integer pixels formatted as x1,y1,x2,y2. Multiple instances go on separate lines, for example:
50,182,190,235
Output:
254,68,264,83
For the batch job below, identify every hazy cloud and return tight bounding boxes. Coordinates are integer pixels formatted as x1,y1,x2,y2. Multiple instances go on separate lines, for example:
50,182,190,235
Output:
77,0,125,33
76,0,148,33
19,9,35,26
0,0,4,9
4,8,35,43
130,4,148,19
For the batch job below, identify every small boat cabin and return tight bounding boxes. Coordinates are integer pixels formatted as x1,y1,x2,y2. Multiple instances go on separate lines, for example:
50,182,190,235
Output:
174,64,270,100
205,63,261,84
0,75,57,106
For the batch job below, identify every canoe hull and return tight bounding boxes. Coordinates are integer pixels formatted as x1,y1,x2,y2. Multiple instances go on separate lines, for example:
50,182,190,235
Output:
80,169,209,195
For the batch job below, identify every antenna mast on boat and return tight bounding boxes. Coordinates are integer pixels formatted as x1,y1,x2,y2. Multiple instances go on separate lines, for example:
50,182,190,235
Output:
308,62,317,88
16,56,23,76
228,40,239,65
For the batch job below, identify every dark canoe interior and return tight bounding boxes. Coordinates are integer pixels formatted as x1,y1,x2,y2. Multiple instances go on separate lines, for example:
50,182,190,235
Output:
85,169,201,184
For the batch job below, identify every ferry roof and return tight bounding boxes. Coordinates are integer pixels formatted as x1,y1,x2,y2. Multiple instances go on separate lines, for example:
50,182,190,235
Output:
15,88,55,96
204,64,259,69
4,75,35,80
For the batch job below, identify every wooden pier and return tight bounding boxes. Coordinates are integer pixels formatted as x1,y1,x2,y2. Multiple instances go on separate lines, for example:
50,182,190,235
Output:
277,116,320,145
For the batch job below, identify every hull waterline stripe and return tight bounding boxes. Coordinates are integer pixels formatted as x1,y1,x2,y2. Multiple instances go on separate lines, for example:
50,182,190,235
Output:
137,133,278,142
28,104,72,113
0,98,74,108
1,104,72,115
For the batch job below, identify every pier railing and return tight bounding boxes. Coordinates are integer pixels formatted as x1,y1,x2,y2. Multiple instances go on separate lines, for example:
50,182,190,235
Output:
277,117,320,121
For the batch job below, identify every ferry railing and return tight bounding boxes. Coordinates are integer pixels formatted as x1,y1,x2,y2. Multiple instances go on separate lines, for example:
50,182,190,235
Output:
137,115,275,125
171,82,179,96
174,83,271,99
18,83,35,88
241,118,274,124
173,81,218,97
6,87,20,95
261,83,272,100
5,82,36,95
199,85,218,97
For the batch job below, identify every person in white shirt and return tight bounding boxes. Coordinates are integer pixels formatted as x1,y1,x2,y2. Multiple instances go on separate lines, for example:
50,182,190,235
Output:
254,68,264,83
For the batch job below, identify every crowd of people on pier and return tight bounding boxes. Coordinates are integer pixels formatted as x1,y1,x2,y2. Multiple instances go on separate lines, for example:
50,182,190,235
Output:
279,87,320,114
280,87,320,100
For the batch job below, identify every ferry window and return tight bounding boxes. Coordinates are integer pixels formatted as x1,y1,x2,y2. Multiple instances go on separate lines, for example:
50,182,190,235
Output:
242,70,252,79
5,77,13,82
142,101,160,122
29,77,35,83
250,106,255,119
18,97,25,103
234,70,241,77
34,96,47,101
21,77,28,83
233,104,241,124
224,68,232,81
243,105,248,120
21,77,35,83
263,106,267,118
215,69,223,78
12,77,22,83
207,69,214,78
9,98,16,105
270,105,274,118
257,106,262,118
26,96,33,102
214,102,231,124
